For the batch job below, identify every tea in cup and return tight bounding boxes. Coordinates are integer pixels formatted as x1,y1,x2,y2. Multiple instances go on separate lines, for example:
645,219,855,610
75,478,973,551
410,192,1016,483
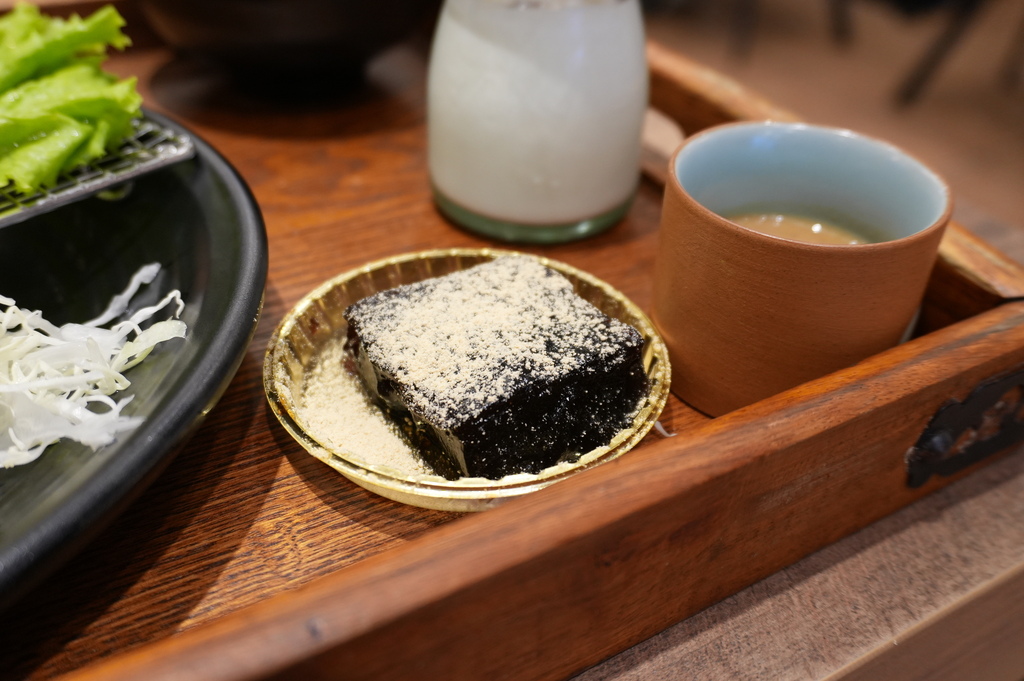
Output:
652,121,952,416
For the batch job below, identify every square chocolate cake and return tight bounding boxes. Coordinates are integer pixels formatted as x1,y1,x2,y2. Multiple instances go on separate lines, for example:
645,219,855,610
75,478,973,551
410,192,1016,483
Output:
344,256,648,479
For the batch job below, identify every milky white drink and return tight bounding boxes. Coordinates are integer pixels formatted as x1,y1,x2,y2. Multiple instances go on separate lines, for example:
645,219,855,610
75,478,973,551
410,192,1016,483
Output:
427,0,647,240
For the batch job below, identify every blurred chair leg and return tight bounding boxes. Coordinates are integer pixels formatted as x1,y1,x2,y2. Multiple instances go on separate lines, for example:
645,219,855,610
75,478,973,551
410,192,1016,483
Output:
732,0,758,58
830,0,854,46
895,0,985,105
998,6,1024,89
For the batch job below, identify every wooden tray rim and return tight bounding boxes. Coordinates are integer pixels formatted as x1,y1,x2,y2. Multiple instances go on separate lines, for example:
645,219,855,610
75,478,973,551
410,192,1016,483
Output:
59,39,1024,681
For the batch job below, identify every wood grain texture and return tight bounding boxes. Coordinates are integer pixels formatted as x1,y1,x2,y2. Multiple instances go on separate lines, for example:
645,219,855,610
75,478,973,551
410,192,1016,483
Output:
573,439,1024,681
920,222,1024,332
3,33,1024,681
58,301,1024,681
828,559,1024,681
0,44,464,681
0,41,696,681
646,39,800,133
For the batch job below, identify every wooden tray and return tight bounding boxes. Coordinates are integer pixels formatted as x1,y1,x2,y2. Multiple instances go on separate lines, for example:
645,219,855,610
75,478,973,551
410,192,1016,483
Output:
9,39,1024,681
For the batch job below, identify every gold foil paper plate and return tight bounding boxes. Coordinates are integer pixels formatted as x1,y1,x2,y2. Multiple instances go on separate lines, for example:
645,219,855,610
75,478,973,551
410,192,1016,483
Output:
263,248,670,512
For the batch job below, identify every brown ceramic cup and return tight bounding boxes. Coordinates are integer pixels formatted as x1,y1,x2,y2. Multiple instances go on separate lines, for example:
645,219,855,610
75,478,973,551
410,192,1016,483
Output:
652,122,952,417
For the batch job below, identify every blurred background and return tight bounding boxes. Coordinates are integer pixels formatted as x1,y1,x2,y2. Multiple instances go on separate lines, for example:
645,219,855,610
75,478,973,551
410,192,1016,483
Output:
642,0,1023,239
6,0,1020,238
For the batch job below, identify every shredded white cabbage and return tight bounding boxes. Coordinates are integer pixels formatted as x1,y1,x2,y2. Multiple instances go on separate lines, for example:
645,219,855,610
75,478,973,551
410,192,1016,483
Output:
0,264,186,468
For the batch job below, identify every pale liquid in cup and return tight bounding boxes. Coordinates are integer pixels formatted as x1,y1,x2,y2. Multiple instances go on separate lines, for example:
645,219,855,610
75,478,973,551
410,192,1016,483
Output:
728,212,870,245
427,0,647,225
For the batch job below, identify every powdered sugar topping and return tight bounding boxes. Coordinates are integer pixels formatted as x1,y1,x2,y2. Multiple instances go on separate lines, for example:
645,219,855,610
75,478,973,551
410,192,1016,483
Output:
346,256,640,428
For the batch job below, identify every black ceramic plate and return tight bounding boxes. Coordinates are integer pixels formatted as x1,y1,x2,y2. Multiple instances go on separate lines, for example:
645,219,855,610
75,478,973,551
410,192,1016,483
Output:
0,111,267,611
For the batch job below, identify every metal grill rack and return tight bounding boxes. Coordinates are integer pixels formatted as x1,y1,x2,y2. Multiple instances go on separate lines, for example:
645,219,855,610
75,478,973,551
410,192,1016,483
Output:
0,114,196,228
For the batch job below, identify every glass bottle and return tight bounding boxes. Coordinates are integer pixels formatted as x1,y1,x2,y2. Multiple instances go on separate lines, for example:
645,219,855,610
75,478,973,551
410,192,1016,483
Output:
427,0,648,243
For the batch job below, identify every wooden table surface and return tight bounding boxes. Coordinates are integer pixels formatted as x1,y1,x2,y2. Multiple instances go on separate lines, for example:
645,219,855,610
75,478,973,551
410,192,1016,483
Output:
3,38,1023,681
0,39,690,680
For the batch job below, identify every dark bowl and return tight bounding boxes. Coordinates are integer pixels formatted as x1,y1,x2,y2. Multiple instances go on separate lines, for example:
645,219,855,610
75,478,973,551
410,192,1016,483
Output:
138,0,440,84
0,111,267,611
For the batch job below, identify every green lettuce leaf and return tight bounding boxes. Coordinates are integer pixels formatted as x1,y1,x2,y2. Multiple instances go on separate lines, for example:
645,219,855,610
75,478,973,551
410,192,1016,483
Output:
0,63,141,158
0,114,91,192
0,3,140,193
0,4,131,92
0,2,48,45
